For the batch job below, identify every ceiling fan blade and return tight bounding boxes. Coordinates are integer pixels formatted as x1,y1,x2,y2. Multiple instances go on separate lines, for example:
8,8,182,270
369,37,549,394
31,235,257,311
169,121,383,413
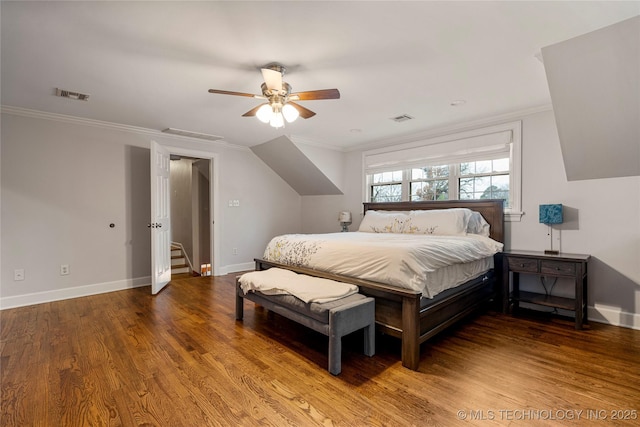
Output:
290,89,340,101
208,89,260,98
261,68,283,92
242,103,269,117
287,102,316,119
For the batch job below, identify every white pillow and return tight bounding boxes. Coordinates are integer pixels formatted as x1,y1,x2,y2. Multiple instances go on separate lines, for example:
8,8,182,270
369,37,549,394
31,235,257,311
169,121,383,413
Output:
403,209,469,235
467,211,491,236
358,210,410,233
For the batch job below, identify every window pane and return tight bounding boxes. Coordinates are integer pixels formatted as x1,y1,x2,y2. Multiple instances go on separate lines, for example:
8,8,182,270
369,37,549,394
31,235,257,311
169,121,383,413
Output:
488,175,510,206
459,177,474,198
475,160,491,174
458,175,510,204
460,162,474,176
411,180,448,201
371,184,402,202
493,158,509,172
474,176,491,193
412,165,449,180
372,170,402,184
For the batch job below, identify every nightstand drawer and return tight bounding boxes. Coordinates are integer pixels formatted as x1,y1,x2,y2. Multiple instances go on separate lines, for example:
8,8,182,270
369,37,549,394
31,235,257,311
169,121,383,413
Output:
541,260,575,276
507,257,538,273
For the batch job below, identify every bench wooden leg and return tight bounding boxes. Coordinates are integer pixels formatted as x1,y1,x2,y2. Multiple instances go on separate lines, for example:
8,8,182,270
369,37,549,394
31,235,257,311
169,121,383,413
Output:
364,324,375,357
328,334,341,375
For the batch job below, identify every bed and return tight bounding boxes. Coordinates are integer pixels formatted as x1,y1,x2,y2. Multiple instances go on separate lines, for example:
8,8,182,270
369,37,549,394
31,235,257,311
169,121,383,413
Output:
254,199,504,370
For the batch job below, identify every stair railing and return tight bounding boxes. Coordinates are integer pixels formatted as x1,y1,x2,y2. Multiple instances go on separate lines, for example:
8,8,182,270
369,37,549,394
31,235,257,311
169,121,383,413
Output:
171,241,195,275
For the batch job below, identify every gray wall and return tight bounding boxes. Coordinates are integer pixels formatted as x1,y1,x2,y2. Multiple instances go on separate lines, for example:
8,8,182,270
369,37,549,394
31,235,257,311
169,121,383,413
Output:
301,109,640,328
1,112,301,306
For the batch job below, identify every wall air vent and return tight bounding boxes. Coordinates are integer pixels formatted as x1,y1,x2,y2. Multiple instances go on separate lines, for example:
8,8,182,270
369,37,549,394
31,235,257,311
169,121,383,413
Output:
161,128,223,142
55,88,90,101
390,114,414,123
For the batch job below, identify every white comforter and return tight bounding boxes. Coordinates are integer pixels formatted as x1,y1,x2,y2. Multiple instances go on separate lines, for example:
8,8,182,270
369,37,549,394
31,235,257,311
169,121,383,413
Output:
263,232,503,297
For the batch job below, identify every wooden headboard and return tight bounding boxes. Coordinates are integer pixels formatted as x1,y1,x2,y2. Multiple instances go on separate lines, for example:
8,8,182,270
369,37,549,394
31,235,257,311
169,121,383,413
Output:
362,199,504,244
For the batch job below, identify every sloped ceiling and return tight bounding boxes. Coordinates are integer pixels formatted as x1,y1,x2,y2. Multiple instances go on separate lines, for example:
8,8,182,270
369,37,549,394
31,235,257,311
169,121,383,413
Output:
250,136,343,196
542,16,640,181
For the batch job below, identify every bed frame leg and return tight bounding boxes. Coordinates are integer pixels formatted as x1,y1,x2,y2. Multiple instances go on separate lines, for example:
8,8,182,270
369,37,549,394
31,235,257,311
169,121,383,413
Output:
402,296,420,371
235,279,244,321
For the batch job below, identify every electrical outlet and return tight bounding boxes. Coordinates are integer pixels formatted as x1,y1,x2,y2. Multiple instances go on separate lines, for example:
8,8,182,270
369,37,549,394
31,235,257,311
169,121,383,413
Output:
14,269,25,281
232,248,238,255
60,264,70,275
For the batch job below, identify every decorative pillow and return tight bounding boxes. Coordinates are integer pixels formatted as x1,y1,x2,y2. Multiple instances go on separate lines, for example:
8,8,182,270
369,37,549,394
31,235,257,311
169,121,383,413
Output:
466,211,491,236
403,209,469,235
358,210,410,233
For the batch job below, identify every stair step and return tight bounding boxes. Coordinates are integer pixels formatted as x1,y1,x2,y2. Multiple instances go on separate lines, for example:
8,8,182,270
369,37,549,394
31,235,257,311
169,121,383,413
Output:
172,266,190,274
171,258,186,266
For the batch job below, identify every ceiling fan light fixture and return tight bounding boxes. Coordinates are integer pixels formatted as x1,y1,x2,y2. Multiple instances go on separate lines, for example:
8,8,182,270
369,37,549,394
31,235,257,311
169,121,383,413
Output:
270,111,284,128
256,104,273,123
282,103,299,123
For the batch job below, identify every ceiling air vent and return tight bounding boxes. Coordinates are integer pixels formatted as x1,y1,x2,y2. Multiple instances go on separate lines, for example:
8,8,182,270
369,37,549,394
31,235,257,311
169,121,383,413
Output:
390,114,414,123
161,128,223,142
55,88,90,101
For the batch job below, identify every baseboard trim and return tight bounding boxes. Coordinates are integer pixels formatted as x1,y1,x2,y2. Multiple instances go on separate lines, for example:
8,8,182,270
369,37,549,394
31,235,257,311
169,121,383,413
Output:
0,276,151,310
219,262,255,275
588,305,640,330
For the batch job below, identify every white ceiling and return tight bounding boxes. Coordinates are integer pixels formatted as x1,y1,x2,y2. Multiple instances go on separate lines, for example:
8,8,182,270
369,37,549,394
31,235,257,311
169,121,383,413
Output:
2,1,638,150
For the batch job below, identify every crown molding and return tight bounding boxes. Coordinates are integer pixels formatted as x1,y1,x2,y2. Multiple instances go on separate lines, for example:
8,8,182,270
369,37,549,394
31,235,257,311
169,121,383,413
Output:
0,105,249,152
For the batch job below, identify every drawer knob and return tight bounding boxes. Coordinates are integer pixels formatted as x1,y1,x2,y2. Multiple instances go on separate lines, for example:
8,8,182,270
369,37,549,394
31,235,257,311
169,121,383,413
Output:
520,263,525,267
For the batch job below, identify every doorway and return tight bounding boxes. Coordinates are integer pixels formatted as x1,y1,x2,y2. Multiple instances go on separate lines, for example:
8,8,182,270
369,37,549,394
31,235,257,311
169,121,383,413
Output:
150,141,220,294
169,156,211,278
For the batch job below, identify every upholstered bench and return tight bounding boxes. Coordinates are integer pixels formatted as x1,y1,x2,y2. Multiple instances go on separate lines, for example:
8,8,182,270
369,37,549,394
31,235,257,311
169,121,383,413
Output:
235,271,375,375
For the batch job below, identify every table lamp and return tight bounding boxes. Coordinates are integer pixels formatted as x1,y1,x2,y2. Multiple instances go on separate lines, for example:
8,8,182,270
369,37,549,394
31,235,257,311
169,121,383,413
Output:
539,204,563,255
338,211,352,232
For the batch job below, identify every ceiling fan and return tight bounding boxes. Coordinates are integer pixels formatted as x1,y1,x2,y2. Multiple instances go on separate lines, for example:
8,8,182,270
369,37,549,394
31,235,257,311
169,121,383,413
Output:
208,63,340,128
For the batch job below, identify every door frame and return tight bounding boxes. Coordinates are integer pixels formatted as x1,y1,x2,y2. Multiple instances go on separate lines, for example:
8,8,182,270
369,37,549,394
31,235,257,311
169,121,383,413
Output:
156,143,220,277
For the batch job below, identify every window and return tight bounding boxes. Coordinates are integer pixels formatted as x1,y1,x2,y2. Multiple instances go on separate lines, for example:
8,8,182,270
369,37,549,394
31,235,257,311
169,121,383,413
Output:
370,170,403,202
363,121,522,220
459,158,510,205
410,165,449,201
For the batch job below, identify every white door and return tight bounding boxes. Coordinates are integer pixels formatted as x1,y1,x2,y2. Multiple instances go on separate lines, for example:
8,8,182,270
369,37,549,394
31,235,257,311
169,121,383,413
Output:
150,141,171,294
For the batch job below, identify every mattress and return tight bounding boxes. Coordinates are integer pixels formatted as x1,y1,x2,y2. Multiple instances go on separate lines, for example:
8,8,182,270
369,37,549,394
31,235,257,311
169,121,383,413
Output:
263,231,503,298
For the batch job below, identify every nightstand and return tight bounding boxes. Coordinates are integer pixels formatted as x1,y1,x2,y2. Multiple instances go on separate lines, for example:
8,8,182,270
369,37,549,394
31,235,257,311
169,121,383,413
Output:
502,250,590,329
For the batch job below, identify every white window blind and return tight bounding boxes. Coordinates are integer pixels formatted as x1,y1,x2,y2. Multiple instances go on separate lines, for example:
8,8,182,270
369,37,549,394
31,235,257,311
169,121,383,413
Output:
365,126,513,174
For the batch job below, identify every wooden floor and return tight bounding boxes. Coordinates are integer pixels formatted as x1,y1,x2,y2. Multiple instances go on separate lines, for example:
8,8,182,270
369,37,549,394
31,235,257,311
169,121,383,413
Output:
1,274,639,426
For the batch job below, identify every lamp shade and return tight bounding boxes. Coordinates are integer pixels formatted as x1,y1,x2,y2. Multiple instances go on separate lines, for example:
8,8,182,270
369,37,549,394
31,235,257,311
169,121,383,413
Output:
539,204,563,224
338,211,352,224
256,104,273,123
282,103,299,123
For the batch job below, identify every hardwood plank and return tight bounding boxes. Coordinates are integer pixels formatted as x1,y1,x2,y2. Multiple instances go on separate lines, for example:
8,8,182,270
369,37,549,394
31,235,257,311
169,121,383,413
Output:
1,274,639,426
